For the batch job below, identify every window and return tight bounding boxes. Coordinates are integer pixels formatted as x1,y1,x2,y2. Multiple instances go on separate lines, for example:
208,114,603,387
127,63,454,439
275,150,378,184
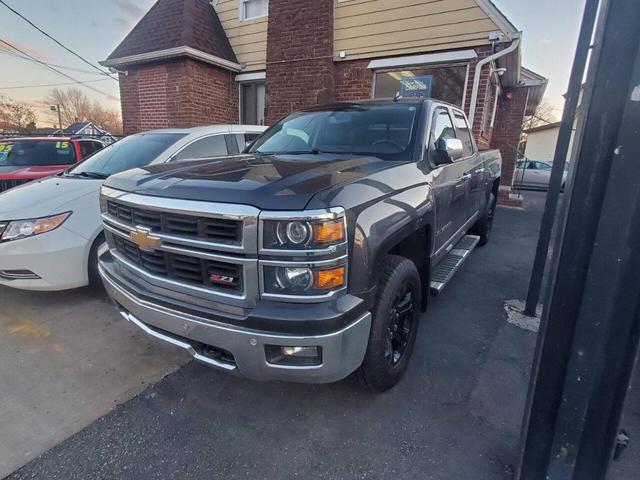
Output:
69,133,186,176
240,82,266,125
428,108,456,164
453,112,475,157
172,135,229,162
239,0,267,20
0,140,77,166
79,141,104,158
234,133,262,153
249,103,420,161
374,65,467,106
535,161,552,170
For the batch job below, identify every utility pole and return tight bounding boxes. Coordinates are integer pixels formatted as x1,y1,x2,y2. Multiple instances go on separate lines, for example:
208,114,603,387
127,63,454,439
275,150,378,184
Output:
50,104,62,130
518,0,640,477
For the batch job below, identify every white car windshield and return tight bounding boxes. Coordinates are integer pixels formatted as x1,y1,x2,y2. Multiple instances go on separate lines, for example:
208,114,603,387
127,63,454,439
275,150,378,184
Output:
66,133,186,178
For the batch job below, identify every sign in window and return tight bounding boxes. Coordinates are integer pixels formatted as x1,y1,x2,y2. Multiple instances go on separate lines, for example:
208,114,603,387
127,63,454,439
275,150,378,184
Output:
374,65,467,107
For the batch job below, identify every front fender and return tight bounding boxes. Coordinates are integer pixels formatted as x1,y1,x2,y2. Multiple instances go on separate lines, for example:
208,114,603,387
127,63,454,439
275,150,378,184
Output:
349,184,435,297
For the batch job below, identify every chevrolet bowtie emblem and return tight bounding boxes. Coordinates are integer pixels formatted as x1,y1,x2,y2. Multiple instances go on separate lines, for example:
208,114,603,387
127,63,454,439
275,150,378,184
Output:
130,227,161,251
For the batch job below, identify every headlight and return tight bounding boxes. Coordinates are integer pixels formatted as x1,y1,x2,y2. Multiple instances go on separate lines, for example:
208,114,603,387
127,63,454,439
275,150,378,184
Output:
261,209,346,251
1,212,71,242
262,264,346,296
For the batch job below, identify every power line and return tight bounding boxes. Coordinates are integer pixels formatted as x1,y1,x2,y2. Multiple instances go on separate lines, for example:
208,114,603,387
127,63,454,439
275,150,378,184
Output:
0,38,118,99
0,0,117,81
0,78,112,90
0,50,111,76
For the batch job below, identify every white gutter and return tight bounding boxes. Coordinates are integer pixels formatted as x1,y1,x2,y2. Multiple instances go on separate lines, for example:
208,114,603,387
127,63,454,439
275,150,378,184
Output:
100,46,243,72
468,33,521,130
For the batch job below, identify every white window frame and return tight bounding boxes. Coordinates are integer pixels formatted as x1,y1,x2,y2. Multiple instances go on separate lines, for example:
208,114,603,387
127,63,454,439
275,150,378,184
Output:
239,0,268,21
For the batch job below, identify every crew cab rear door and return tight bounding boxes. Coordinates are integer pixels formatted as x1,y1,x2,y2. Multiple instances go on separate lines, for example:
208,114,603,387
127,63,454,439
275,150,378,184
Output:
451,109,483,222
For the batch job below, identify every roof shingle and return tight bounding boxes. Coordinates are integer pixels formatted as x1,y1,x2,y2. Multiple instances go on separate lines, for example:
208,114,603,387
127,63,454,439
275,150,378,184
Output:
106,0,237,64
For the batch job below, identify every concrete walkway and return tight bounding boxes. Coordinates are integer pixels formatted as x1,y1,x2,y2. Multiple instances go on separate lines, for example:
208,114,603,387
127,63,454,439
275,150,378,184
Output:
6,193,551,480
0,285,187,478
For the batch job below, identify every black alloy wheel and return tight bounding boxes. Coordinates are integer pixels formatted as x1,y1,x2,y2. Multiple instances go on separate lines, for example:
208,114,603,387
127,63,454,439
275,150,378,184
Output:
385,287,415,365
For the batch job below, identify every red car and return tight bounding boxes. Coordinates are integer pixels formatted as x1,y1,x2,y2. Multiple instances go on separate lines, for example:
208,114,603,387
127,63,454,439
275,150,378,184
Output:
0,137,106,193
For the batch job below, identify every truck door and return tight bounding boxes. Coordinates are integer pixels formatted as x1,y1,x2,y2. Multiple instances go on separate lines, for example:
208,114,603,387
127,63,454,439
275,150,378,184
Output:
428,107,469,255
452,110,483,222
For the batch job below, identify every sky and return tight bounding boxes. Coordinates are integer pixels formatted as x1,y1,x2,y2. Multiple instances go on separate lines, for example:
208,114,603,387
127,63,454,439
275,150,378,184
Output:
0,0,586,127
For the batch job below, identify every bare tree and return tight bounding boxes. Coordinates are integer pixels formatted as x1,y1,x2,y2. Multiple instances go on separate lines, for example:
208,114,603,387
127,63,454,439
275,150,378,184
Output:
523,101,559,131
0,95,38,132
45,88,123,134
46,87,91,127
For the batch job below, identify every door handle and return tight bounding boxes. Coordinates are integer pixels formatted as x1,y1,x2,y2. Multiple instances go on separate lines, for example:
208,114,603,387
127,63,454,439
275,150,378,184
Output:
461,173,472,181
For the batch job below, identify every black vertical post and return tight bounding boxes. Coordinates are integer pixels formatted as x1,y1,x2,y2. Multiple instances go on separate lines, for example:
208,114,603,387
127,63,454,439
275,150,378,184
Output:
523,0,600,317
518,0,640,478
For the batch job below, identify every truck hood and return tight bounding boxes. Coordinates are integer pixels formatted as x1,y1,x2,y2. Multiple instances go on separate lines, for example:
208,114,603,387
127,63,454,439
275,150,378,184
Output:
0,175,100,220
104,153,404,210
0,164,71,180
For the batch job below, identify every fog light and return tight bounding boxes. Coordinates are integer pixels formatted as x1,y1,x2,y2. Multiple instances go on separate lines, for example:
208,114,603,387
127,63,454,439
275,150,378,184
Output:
265,345,322,366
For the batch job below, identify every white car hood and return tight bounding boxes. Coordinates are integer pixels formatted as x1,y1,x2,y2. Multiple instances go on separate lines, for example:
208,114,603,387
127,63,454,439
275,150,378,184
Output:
0,176,101,220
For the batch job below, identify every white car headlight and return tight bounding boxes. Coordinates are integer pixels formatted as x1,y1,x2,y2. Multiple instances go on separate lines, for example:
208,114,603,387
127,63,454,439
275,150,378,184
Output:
1,212,72,242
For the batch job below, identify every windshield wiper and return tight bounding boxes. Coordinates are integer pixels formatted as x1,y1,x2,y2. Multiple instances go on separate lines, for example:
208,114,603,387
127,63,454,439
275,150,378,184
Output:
265,149,324,155
66,171,109,179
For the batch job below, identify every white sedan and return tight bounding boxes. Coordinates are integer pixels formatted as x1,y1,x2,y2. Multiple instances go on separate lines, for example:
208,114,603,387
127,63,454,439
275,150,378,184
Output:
0,124,266,291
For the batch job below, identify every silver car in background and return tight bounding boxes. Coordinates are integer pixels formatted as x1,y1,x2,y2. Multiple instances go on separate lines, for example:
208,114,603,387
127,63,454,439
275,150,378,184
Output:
514,160,569,190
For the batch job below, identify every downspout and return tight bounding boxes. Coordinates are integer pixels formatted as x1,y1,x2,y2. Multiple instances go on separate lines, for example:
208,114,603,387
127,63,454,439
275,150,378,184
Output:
468,33,521,130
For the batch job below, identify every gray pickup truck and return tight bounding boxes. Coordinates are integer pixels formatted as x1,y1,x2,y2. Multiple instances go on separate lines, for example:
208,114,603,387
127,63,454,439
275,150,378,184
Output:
98,99,501,392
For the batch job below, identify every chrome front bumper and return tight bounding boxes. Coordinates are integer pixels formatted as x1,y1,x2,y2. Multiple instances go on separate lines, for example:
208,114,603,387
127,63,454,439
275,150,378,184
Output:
100,264,371,383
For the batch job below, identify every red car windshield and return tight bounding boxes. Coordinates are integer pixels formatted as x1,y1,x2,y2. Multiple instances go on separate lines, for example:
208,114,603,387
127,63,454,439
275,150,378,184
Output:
0,140,77,167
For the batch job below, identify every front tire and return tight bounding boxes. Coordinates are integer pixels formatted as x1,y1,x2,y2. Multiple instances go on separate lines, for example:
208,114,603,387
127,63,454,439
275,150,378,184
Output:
359,255,421,393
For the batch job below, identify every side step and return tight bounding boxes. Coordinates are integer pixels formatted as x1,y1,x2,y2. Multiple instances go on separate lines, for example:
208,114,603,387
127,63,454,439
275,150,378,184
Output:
430,235,480,296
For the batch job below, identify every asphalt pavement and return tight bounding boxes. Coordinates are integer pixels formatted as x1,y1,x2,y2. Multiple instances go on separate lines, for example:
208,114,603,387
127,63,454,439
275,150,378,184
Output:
5,193,550,480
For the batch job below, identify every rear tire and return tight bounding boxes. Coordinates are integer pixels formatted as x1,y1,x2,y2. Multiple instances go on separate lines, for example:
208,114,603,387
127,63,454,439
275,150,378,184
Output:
474,192,496,246
359,255,421,393
88,233,106,288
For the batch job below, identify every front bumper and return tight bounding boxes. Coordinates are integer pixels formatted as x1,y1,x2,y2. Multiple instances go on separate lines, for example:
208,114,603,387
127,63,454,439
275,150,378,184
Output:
100,263,372,384
0,227,89,291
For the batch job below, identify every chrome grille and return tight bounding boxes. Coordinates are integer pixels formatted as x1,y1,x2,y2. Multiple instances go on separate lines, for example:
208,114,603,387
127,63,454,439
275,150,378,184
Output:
0,180,29,193
100,186,259,306
106,200,242,244
112,235,242,291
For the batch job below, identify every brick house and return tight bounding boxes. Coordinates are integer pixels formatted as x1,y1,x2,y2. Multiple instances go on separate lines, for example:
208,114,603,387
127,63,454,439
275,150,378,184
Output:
102,0,547,204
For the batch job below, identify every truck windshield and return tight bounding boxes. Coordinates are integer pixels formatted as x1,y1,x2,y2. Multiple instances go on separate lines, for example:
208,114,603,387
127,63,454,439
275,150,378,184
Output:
68,132,186,178
0,140,77,166
249,103,420,160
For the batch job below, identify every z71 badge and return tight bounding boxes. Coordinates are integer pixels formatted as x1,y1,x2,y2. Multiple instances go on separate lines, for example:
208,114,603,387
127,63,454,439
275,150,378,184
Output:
210,274,236,286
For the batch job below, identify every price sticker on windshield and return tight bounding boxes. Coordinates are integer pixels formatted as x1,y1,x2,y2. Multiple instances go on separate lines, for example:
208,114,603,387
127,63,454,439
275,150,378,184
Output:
0,143,13,162
55,141,70,150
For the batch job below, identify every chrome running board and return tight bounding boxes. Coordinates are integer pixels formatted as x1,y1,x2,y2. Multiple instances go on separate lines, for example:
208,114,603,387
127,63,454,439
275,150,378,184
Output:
430,235,480,296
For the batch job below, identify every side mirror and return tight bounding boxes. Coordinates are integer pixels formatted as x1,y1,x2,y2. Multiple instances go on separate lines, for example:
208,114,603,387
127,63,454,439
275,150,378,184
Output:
434,138,464,165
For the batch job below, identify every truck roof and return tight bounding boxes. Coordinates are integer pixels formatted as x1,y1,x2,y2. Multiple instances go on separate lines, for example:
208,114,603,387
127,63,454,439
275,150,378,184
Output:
299,97,464,112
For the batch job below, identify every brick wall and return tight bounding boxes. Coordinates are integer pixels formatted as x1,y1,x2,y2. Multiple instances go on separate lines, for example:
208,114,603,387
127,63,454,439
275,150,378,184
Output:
335,59,373,101
491,86,530,190
119,58,237,135
265,0,334,124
